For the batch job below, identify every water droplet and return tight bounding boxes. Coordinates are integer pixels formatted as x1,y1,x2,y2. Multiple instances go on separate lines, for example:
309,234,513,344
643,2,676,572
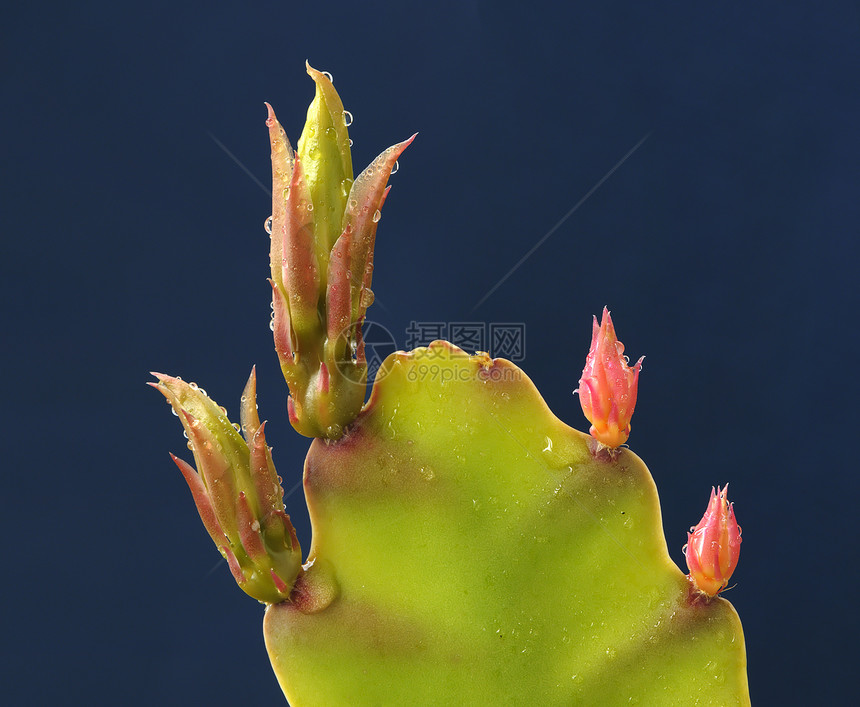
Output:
264,216,273,234
342,110,353,126
269,319,276,331
391,160,400,175
232,423,241,433
360,287,375,309
171,407,179,417
198,388,207,397
325,126,336,138
348,138,353,146
251,519,261,531
372,209,381,223
322,70,333,82
189,382,198,390
349,199,357,210
306,202,314,211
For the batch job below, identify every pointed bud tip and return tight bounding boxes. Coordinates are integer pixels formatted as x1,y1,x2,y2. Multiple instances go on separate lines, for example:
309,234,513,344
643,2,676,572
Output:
305,61,329,83
253,419,268,442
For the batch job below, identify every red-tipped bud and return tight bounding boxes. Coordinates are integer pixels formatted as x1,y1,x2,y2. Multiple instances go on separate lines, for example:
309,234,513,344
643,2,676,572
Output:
265,67,415,439
685,486,742,597
575,307,643,448
151,371,303,603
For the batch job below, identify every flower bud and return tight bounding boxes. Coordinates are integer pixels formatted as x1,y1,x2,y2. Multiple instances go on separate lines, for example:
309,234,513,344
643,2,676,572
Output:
575,307,643,448
265,63,415,438
150,369,302,603
685,485,742,597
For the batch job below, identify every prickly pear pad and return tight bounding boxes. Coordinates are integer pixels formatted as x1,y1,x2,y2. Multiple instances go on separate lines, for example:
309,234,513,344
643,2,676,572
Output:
265,342,749,705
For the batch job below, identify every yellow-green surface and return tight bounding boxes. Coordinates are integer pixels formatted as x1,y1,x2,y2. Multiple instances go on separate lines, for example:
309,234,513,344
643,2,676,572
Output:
265,342,749,705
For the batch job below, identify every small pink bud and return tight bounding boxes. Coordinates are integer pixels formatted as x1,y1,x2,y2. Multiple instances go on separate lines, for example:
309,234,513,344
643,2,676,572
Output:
685,486,742,597
575,307,643,448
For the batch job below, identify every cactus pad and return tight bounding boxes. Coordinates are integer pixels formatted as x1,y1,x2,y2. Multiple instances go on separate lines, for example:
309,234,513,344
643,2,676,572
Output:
264,342,749,705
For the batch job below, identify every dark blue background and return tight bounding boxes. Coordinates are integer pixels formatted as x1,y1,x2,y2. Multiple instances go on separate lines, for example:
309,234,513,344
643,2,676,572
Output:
4,1,857,704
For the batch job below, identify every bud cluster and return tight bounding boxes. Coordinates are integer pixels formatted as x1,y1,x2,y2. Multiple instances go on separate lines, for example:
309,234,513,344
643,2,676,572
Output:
266,63,414,438
151,370,302,602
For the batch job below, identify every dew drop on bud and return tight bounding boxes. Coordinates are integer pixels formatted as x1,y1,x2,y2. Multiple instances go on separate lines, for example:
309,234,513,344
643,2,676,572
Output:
360,287,375,309
322,70,333,82
391,160,400,175
189,382,198,390
349,199,357,209
343,110,353,126
372,209,381,223
232,422,241,433
348,138,353,146
264,216,273,234
306,202,314,211
269,319,276,331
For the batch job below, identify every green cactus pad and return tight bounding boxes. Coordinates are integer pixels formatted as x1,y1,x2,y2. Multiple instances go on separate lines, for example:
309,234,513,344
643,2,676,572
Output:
264,342,749,705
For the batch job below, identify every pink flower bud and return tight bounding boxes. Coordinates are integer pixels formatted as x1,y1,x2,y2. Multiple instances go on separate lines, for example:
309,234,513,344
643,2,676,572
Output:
575,307,643,448
685,486,742,597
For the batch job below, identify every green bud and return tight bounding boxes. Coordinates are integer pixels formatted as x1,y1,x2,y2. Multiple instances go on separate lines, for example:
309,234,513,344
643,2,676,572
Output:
151,369,302,603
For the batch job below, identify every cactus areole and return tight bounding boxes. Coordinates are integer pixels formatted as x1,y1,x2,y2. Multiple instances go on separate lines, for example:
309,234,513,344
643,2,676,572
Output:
152,64,750,705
